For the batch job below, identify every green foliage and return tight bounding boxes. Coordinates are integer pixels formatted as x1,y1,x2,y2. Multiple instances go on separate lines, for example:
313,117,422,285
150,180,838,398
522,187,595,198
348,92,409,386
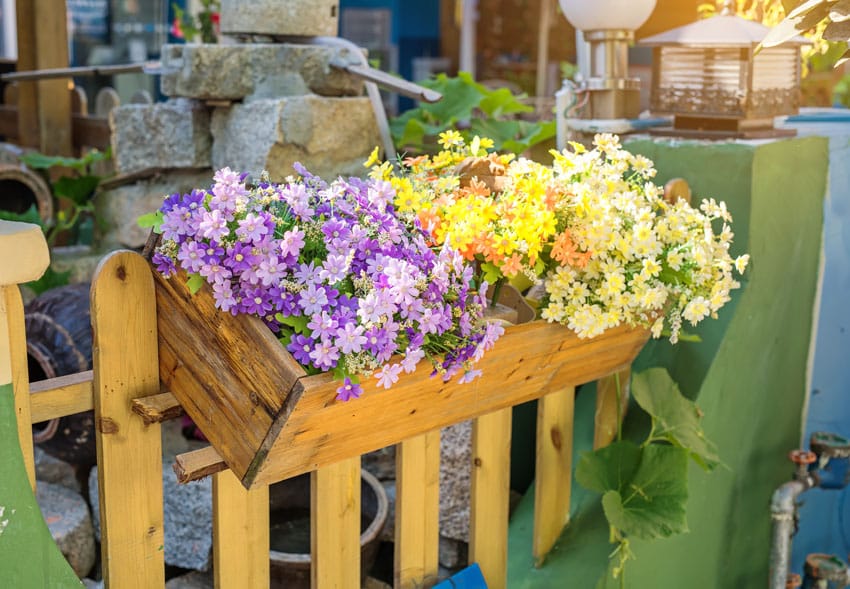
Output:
137,211,165,233
761,0,850,67
632,368,720,470
186,273,205,295
576,367,717,584
0,204,44,227
26,267,73,296
390,72,555,155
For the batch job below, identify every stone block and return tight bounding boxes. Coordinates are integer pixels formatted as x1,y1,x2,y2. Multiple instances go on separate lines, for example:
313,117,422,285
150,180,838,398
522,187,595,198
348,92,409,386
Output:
438,535,468,570
439,421,472,542
94,170,215,248
211,96,380,182
111,99,211,174
221,0,339,37
34,445,80,493
36,481,96,578
160,44,363,100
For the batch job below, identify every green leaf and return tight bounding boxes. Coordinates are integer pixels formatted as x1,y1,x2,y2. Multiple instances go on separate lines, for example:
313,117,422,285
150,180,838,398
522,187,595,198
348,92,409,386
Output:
576,440,641,494
186,273,205,295
631,368,720,471
25,267,71,295
137,211,164,232
600,445,689,540
53,175,101,205
275,313,309,334
419,72,488,124
0,205,45,229
478,87,532,119
480,262,503,286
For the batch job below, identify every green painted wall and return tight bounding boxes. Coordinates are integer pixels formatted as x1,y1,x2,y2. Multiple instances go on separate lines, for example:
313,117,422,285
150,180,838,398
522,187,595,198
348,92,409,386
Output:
0,382,83,588
506,136,829,588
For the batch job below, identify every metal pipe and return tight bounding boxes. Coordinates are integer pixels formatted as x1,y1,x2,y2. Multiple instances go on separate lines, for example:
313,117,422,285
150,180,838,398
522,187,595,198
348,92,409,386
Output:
769,476,817,589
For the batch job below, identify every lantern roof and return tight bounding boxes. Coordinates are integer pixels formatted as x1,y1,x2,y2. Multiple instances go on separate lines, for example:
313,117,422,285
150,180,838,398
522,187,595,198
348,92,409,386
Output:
638,14,809,47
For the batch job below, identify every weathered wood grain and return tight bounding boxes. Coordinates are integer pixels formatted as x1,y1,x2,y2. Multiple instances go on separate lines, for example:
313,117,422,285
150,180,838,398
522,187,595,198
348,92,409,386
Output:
470,408,512,589
312,457,361,589
29,370,94,423
173,446,228,483
533,386,575,565
92,252,164,587
131,391,183,425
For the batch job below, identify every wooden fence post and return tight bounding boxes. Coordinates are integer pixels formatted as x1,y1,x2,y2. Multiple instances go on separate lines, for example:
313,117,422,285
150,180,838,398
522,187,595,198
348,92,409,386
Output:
213,470,269,589
395,430,441,588
91,251,164,588
533,386,575,565
313,456,362,589
470,408,512,589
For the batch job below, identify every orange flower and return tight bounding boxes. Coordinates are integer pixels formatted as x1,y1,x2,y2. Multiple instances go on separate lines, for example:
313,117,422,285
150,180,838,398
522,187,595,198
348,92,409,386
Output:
551,231,591,268
500,254,523,277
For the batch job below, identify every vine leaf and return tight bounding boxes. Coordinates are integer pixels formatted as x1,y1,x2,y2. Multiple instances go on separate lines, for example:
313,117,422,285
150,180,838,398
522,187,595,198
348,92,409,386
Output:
632,367,720,471
186,273,205,295
577,441,690,540
602,445,690,540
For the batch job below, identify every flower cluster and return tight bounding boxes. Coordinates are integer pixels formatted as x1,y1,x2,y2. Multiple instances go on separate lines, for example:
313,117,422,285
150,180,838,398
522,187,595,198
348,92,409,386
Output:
150,165,502,401
376,132,749,343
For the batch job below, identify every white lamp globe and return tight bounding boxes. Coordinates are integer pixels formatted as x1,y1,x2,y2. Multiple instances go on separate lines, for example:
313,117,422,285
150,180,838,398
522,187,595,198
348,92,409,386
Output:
558,0,657,31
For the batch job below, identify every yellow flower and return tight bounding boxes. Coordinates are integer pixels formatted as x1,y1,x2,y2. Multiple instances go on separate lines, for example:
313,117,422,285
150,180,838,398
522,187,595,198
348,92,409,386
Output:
363,146,380,168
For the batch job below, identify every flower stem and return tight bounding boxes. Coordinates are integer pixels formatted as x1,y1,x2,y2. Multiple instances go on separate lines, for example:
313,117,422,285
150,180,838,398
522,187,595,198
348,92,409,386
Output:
615,370,622,442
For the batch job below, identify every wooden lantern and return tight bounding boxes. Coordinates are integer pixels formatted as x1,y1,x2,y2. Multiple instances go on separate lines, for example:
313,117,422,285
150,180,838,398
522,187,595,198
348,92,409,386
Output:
639,5,808,138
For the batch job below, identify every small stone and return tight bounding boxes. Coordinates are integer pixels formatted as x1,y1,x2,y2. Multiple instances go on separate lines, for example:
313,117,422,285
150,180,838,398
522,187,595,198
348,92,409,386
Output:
165,570,213,589
438,535,468,570
111,99,211,174
33,445,80,493
36,481,96,578
439,421,472,542
94,170,215,249
211,96,380,182
221,0,339,37
89,458,213,571
160,44,362,101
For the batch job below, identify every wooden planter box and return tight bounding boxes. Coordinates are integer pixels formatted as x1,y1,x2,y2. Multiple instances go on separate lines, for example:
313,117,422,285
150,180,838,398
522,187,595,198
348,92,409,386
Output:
153,269,650,489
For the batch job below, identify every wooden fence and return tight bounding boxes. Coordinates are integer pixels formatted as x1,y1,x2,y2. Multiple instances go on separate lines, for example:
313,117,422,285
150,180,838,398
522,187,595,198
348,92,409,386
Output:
2,221,631,588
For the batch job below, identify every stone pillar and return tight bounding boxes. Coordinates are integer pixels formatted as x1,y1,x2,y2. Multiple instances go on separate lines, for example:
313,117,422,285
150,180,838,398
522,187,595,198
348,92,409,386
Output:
221,0,339,37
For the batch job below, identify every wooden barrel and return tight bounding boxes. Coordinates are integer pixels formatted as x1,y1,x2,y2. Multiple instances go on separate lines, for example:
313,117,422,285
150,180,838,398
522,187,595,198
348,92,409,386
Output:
0,163,53,222
25,282,96,467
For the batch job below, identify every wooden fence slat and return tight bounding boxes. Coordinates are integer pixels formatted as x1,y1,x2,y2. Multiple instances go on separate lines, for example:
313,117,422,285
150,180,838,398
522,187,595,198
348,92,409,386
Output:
173,446,228,483
594,368,631,450
4,285,36,489
470,408,512,589
29,370,94,423
212,469,269,589
312,457,361,589
91,252,164,588
395,430,440,588
533,386,575,565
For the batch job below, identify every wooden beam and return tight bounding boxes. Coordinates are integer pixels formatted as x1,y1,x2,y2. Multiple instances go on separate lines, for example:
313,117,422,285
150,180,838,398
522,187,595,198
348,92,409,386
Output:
131,392,184,425
15,0,73,154
29,371,94,423
312,457,361,589
173,446,228,483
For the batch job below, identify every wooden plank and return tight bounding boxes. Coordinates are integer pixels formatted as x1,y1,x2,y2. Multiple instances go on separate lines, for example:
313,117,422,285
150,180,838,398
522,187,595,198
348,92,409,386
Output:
3,286,36,489
131,392,184,425
91,252,164,588
251,321,649,487
394,431,440,588
533,387,575,565
153,269,304,483
212,469,269,589
594,368,631,450
15,0,72,154
470,408,512,589
312,457,361,589
29,370,94,423
173,446,228,483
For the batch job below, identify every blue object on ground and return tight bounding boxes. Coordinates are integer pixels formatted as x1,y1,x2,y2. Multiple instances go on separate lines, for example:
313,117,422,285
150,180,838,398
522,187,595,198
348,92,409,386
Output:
433,563,488,588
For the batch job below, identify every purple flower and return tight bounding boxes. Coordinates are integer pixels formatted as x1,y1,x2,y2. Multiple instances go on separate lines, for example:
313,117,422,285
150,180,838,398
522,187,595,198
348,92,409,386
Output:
177,241,206,273
307,311,338,341
309,341,339,370
199,261,231,283
225,242,258,274
321,253,349,284
294,261,321,285
212,279,238,313
280,229,305,258
280,183,314,218
198,208,230,242
288,334,315,365
335,377,363,402
237,212,272,244
240,287,273,316
322,219,351,243
258,253,286,287
299,283,330,316
375,363,403,389
400,347,425,374
152,251,176,277
459,368,483,384
335,322,366,355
